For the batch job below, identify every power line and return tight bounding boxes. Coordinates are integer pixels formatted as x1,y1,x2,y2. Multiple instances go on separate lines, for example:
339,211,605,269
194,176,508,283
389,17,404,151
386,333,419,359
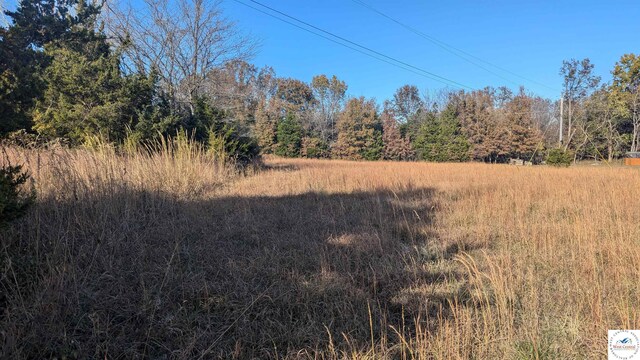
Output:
350,0,559,93
233,0,473,90
232,1,436,84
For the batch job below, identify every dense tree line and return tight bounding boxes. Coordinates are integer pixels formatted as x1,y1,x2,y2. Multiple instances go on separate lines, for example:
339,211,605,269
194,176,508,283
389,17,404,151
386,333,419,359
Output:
1,0,638,163
1,0,259,163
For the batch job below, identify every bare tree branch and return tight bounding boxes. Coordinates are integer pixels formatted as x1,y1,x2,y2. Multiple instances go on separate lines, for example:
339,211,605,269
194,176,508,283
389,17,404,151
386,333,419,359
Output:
103,0,258,114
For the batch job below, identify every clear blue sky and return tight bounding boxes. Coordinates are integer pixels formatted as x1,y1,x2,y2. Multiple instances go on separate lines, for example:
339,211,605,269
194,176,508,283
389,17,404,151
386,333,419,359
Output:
223,0,639,101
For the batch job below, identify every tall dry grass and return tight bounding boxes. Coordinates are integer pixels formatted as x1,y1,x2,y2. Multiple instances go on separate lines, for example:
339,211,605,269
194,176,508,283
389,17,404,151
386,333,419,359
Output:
1,149,639,359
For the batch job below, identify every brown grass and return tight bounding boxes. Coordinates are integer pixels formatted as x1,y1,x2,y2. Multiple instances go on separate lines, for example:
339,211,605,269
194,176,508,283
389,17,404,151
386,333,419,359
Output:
1,146,639,359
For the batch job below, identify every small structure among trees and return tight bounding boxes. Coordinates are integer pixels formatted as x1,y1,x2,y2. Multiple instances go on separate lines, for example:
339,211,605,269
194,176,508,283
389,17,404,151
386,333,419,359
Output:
625,152,640,166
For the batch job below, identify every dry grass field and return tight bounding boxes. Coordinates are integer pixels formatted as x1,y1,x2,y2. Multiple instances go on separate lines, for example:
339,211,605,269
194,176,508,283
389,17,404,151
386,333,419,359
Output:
2,143,640,359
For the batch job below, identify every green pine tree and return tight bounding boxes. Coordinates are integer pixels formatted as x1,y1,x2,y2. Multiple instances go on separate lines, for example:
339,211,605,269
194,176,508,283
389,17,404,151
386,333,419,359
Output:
275,112,303,157
414,105,469,162
0,0,104,135
32,44,158,144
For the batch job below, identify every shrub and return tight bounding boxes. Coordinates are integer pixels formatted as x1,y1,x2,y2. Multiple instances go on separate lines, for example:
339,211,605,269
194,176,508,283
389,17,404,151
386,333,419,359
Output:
546,147,573,167
2,130,40,148
301,136,330,159
0,164,35,226
188,99,259,166
208,123,259,166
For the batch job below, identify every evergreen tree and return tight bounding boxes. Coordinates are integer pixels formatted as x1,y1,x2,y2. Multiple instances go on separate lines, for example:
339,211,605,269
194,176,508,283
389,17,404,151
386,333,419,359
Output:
503,89,543,159
208,122,259,165
5,0,101,49
186,98,258,163
275,112,303,157
382,109,415,161
0,164,35,227
187,98,228,142
360,131,383,161
1,0,103,135
414,105,469,162
129,79,180,143
32,44,157,144
453,89,499,162
254,100,277,153
333,97,382,160
0,30,39,134
301,136,330,158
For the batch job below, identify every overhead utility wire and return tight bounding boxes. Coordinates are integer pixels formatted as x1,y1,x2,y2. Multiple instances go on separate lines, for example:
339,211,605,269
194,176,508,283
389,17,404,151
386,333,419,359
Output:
232,1,440,84
351,0,559,92
234,0,473,90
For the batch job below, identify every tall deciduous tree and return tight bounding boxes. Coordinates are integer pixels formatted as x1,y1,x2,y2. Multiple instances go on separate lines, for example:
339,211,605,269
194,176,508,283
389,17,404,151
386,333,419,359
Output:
205,60,258,124
310,74,347,142
610,53,640,152
530,96,558,147
274,78,315,115
560,58,600,148
392,84,424,123
104,0,256,114
583,88,620,161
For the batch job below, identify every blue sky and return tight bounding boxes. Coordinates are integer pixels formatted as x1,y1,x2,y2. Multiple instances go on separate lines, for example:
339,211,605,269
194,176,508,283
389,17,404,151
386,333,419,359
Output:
2,0,638,101
223,0,639,101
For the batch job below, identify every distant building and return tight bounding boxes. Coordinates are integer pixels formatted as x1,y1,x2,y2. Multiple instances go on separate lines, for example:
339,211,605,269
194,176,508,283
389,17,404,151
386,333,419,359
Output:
625,152,640,166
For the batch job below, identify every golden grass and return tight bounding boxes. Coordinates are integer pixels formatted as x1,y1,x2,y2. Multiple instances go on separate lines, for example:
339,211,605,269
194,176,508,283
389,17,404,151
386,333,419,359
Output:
2,147,639,359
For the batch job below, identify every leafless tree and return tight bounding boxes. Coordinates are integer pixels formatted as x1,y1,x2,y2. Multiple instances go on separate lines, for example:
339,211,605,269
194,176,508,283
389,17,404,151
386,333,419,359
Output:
422,88,451,113
530,96,557,147
103,0,257,114
560,58,600,149
392,84,423,122
584,88,620,161
204,60,257,122
203,62,276,122
311,74,347,142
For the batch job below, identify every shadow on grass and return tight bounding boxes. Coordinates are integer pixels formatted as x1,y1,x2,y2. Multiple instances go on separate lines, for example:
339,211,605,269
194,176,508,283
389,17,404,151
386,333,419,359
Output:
1,177,479,358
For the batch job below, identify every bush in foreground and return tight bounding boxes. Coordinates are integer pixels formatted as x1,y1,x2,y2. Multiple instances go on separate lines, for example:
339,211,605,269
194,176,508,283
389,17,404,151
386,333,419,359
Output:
0,163,34,226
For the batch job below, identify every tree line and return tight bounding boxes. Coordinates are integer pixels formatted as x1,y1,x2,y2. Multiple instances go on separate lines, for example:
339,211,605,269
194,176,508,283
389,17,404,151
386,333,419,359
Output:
1,0,638,164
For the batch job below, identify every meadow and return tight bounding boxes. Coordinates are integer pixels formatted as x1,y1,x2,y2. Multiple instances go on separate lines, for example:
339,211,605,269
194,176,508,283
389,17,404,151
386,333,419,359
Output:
1,143,639,359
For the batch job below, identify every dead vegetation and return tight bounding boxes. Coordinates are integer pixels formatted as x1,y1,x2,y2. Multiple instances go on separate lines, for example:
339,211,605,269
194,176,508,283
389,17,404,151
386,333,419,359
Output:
1,147,639,359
